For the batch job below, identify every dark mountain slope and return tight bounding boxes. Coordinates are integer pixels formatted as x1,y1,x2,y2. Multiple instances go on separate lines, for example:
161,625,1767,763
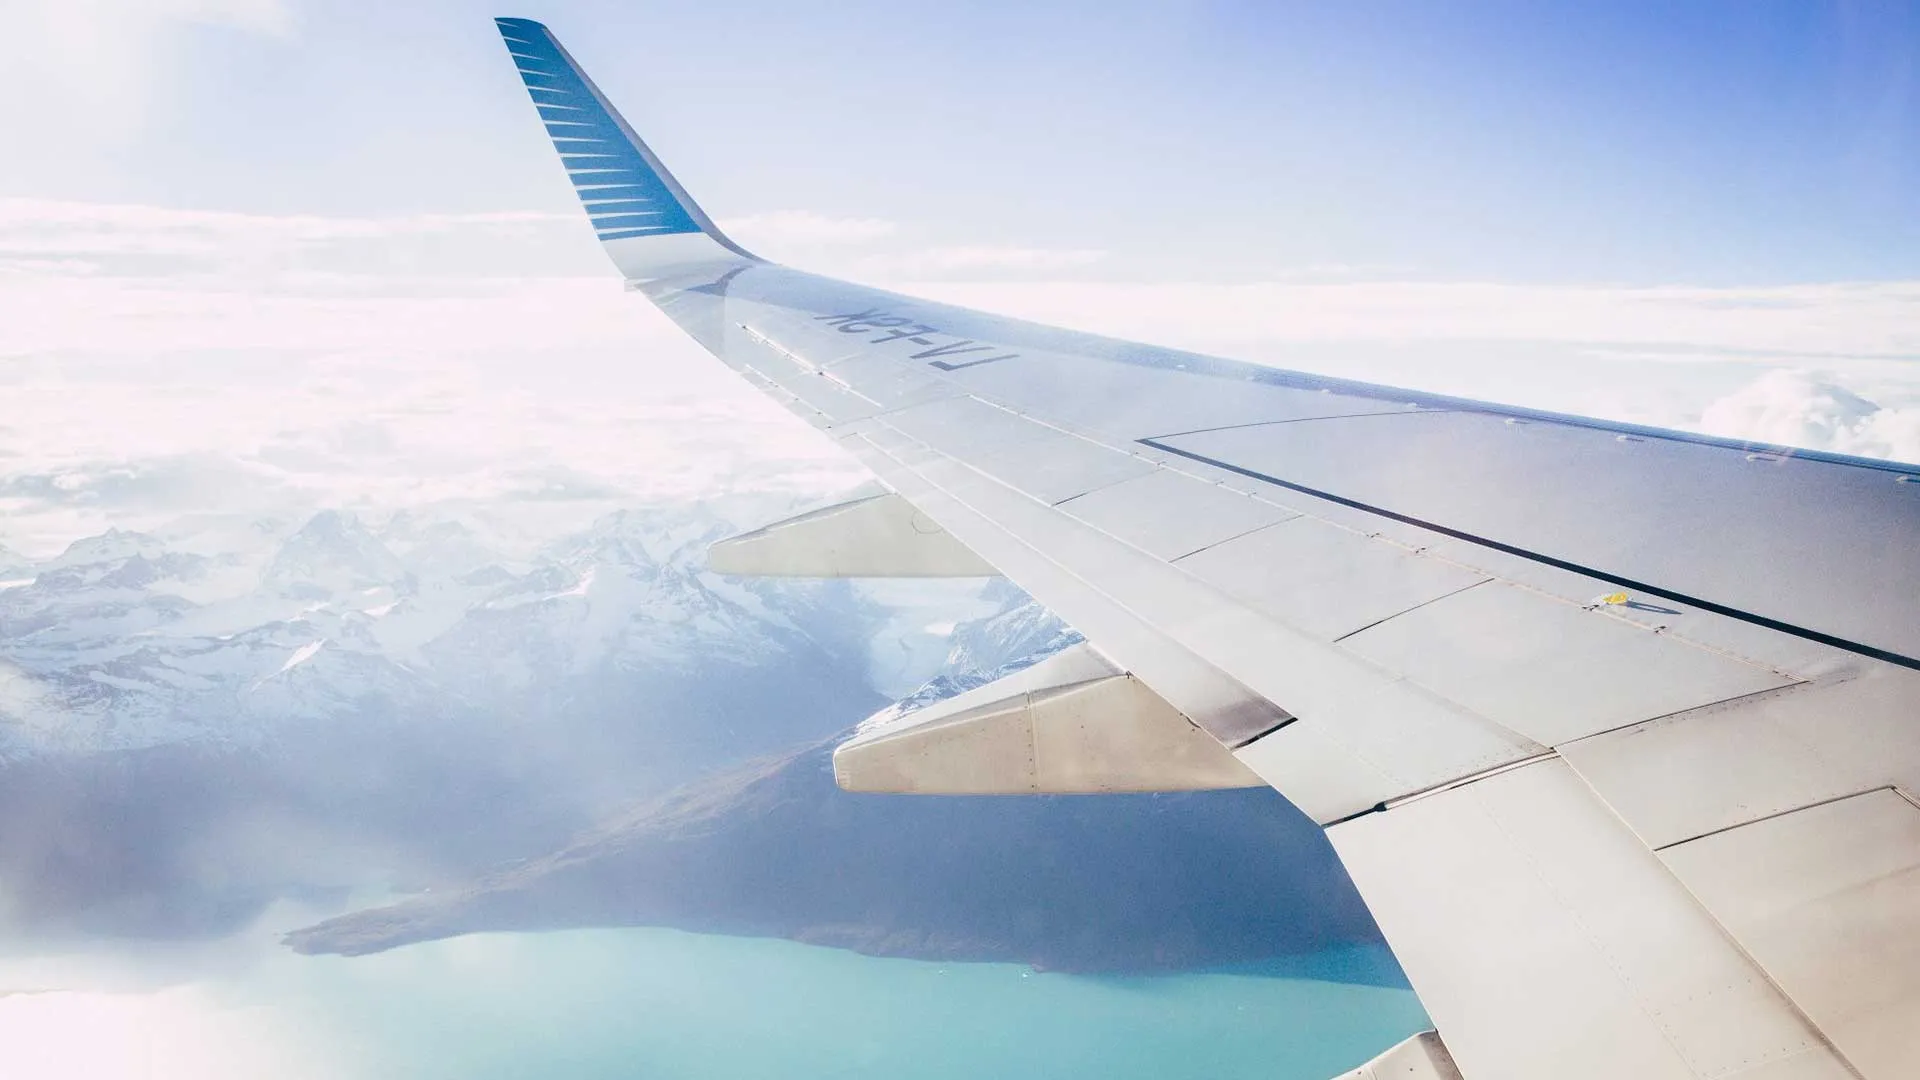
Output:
287,736,1384,974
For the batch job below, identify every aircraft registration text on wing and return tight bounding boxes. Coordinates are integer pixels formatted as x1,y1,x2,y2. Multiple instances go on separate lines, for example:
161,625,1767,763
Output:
493,17,1920,1080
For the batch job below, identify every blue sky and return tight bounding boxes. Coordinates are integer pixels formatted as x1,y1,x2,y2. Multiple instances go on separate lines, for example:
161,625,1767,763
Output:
8,0,1917,284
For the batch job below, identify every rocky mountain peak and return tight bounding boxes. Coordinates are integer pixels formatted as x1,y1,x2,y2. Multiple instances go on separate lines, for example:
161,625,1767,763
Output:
264,511,407,596
49,528,167,569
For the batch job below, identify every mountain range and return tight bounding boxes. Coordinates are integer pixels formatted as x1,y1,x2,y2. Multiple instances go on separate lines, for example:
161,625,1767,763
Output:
0,500,1385,974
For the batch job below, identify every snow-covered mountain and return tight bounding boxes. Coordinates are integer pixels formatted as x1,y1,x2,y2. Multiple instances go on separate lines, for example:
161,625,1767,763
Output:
0,491,1377,976
0,501,894,761
0,497,1093,938
860,578,1083,732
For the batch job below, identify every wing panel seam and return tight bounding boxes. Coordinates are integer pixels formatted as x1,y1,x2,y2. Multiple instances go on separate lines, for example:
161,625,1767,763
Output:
1144,407,1456,441
1140,437,1920,673
1649,785,1893,852
853,432,1294,748
1329,578,1496,643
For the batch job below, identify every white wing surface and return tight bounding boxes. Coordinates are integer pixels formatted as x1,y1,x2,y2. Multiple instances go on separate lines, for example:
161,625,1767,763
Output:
495,18,1920,1079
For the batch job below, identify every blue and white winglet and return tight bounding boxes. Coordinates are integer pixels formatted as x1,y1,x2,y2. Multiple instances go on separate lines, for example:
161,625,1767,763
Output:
494,17,1920,1080
497,17,755,281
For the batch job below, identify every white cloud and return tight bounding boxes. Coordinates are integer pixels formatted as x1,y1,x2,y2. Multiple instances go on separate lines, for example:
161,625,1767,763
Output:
880,278,1920,440
1700,370,1920,463
866,244,1107,277
0,985,332,1080
4,197,1919,558
717,211,1104,280
0,200,866,557
891,279,1920,359
719,211,899,248
0,199,572,251
0,199,595,279
702,210,1920,359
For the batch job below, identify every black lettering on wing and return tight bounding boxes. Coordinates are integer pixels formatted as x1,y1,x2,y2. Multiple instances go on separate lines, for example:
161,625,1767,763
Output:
815,308,887,326
871,323,939,344
843,316,912,334
929,353,1018,371
909,340,992,361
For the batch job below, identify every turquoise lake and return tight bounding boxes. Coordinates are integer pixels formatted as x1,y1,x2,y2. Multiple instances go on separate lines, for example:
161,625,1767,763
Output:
0,925,1429,1079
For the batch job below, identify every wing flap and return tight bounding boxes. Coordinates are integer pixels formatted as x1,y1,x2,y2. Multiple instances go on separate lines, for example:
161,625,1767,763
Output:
1330,760,1857,1080
1660,788,1920,1080
833,642,1263,794
1558,665,1920,848
708,491,998,578
1332,1032,1463,1080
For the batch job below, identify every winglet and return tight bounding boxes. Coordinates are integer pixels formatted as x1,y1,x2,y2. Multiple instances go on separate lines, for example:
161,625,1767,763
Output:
494,17,757,279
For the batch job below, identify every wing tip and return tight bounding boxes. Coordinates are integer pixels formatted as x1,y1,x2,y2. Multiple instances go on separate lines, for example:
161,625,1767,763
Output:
491,14,759,276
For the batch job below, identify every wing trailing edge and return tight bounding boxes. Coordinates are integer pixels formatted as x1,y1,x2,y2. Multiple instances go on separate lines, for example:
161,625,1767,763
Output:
1332,1032,1462,1080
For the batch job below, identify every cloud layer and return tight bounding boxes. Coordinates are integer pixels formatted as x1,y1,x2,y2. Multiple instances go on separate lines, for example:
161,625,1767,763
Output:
3,198,1917,557
0,201,868,557
1699,369,1920,463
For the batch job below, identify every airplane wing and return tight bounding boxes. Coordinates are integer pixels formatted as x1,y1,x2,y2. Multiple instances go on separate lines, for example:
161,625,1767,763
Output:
494,18,1920,1080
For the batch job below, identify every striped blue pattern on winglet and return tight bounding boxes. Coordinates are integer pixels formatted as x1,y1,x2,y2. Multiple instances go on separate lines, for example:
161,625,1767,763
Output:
495,17,703,241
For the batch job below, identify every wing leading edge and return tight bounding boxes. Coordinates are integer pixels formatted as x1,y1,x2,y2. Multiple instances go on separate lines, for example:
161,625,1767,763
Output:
493,19,1920,1080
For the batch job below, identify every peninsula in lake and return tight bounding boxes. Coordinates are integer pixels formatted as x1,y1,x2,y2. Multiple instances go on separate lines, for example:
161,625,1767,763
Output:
286,734,1383,974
